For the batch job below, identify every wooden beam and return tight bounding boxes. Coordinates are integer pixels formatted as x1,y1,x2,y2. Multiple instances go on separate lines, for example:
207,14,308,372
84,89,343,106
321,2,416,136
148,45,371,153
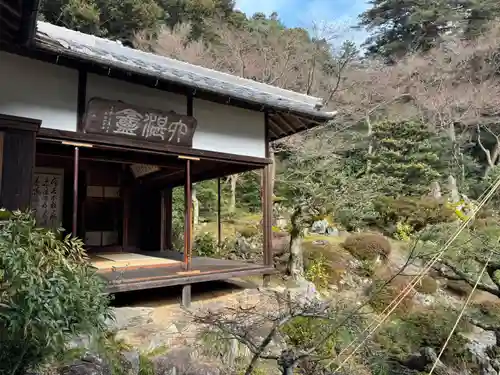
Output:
38,128,272,166
274,113,297,134
0,1,21,18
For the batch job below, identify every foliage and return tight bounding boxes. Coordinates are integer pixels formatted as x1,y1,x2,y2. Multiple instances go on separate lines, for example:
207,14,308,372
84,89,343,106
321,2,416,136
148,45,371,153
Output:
40,0,164,42
415,275,438,295
370,120,454,196
394,221,413,242
368,279,414,316
0,211,111,375
304,254,330,290
194,232,218,257
343,233,392,262
374,196,455,235
375,307,473,367
359,0,500,59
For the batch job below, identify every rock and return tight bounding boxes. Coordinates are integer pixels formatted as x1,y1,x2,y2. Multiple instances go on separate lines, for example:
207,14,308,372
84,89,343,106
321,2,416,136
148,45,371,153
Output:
151,348,221,375
120,350,140,375
59,354,111,375
311,219,328,234
110,307,155,331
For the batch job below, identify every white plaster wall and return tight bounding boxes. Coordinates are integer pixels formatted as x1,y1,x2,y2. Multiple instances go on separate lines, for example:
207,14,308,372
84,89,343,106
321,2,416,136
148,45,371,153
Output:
86,74,187,115
193,98,266,158
87,75,266,158
0,51,78,131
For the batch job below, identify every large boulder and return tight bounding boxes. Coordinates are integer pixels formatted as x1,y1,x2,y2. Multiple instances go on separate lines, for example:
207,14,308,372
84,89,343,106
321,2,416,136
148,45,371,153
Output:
151,348,221,375
59,354,111,375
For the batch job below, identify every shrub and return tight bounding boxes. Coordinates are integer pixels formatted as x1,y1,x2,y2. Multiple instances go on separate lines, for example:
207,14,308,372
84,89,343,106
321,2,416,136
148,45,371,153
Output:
305,254,330,290
237,225,259,238
0,210,111,375
368,279,414,316
415,276,438,295
375,307,473,368
194,232,218,257
342,233,391,261
374,197,455,235
445,280,473,297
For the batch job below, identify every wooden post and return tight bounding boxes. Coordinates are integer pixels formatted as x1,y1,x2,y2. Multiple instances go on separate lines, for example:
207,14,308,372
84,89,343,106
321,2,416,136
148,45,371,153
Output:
165,188,173,250
72,146,79,237
263,112,273,287
182,159,192,308
122,187,130,248
160,190,166,251
217,177,222,246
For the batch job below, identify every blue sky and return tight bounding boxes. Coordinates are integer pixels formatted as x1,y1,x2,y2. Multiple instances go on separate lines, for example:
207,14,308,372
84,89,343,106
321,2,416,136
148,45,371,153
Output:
234,0,370,45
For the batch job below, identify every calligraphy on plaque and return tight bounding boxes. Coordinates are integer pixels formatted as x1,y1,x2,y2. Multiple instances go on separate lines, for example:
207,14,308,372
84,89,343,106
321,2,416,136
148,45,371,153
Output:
31,169,64,230
84,98,197,147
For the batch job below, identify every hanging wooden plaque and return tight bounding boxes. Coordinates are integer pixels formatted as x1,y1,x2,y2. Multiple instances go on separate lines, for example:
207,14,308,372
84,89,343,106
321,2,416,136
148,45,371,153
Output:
84,98,197,147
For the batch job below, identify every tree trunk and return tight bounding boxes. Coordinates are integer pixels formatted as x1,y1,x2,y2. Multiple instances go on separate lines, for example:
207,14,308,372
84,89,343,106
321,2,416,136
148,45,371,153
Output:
447,175,460,203
287,207,304,280
270,150,276,197
366,115,373,174
229,174,238,213
192,186,199,226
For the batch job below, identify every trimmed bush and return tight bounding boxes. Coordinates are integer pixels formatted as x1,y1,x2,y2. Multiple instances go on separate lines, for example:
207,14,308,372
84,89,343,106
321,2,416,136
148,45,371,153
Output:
375,306,473,368
194,232,218,257
342,233,391,261
374,196,455,235
368,279,414,316
415,275,438,295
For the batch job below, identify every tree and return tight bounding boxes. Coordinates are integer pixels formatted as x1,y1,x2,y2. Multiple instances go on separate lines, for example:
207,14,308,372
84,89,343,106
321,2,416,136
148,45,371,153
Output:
39,0,164,42
193,289,364,375
358,0,457,59
0,211,111,374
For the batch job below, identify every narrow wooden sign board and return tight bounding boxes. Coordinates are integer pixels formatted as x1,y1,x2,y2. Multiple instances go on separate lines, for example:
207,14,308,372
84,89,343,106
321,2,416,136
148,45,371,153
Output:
84,97,198,147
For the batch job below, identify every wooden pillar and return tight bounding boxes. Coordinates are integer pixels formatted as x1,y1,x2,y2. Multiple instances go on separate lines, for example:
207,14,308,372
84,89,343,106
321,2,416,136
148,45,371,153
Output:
263,111,273,286
122,187,130,248
182,159,193,308
217,177,222,246
262,165,273,265
72,147,79,236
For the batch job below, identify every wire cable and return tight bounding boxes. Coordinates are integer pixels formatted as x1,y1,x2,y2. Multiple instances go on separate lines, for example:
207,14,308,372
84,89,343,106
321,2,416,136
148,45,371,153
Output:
427,244,495,375
329,174,500,373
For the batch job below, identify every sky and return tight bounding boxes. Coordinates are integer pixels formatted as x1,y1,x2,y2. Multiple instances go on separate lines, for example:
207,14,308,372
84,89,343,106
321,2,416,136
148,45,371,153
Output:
234,0,370,45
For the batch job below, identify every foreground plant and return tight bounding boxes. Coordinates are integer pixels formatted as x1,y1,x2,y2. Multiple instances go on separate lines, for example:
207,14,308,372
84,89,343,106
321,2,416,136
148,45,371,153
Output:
0,210,112,375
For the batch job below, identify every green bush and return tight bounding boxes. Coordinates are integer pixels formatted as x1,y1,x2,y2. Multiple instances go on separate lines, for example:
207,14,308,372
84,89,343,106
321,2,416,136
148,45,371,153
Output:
415,276,438,295
374,197,455,235
0,211,111,375
237,225,259,238
368,279,414,316
375,307,473,368
194,232,218,257
305,254,330,290
342,233,391,261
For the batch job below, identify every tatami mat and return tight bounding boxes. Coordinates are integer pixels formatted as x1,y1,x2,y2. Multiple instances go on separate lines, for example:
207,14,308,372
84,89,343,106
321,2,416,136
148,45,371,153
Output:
90,252,180,271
